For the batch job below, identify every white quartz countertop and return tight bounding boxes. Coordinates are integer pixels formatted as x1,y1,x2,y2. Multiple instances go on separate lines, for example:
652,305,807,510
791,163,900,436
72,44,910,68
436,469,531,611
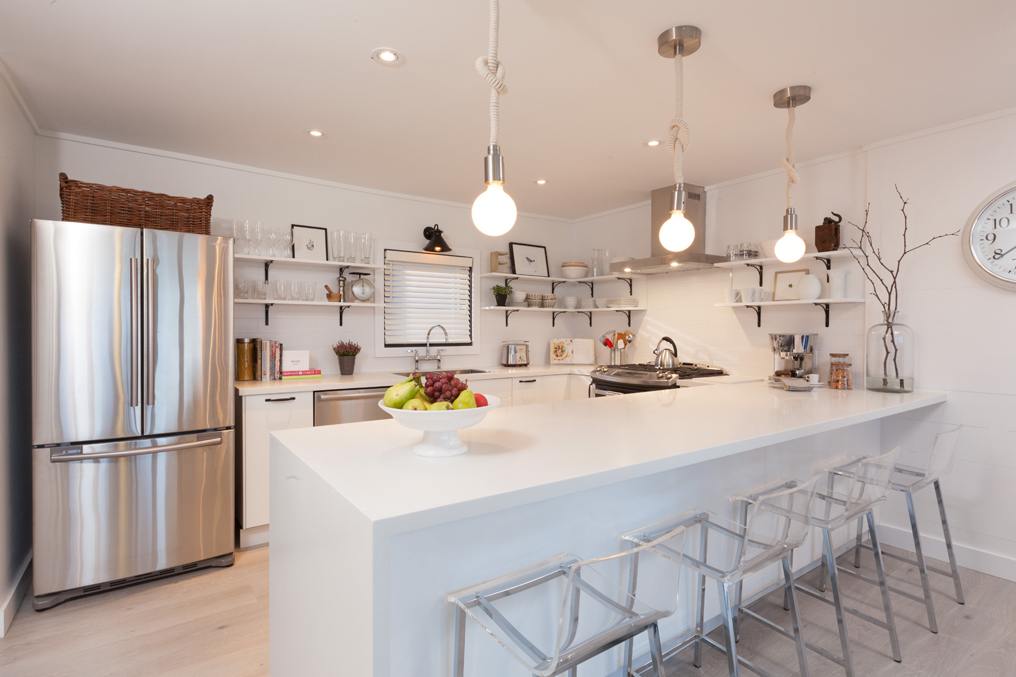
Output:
272,383,945,534
235,364,596,395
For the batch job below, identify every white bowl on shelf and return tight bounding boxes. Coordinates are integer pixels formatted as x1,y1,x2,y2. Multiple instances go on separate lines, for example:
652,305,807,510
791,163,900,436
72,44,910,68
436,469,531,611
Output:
378,395,501,457
560,266,588,279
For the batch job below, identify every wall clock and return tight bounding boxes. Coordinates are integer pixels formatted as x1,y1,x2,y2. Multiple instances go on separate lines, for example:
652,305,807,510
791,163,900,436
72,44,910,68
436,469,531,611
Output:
962,180,1016,290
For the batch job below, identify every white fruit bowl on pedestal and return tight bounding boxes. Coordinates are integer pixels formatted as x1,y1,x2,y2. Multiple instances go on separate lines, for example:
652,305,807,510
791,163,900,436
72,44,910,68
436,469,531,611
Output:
378,395,501,457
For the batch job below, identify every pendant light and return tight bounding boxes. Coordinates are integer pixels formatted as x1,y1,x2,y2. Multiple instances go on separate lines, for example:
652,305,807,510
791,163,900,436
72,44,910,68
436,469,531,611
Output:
773,86,811,263
657,26,701,252
472,0,516,236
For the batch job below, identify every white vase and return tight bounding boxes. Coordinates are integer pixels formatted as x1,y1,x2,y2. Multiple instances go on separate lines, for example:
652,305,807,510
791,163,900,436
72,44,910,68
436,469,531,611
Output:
797,274,822,300
827,269,848,299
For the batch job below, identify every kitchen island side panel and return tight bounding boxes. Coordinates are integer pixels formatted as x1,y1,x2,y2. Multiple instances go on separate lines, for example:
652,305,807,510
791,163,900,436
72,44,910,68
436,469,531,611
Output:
269,434,375,676
385,422,880,677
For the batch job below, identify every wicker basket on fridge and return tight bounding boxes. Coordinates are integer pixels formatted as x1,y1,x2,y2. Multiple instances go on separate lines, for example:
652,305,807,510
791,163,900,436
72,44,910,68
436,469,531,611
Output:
58,172,214,234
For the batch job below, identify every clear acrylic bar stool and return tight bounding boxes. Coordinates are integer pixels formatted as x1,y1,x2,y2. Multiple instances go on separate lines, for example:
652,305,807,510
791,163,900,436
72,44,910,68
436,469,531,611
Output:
447,525,687,677
842,425,964,634
621,478,819,677
735,447,903,677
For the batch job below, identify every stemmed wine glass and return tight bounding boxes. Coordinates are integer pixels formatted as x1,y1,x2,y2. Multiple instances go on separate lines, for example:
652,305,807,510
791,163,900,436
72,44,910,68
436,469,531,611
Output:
281,230,293,258
242,220,253,255
267,227,278,258
254,221,264,257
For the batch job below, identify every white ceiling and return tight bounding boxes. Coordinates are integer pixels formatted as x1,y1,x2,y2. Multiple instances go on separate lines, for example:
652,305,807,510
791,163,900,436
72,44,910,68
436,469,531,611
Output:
2,0,1015,219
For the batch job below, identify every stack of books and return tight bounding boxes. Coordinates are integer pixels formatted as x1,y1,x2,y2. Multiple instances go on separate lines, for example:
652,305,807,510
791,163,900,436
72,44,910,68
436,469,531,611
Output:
254,340,284,380
282,369,322,380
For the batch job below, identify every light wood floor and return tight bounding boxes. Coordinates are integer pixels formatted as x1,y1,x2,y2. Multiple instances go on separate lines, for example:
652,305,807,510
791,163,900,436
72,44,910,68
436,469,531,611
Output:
0,543,1011,676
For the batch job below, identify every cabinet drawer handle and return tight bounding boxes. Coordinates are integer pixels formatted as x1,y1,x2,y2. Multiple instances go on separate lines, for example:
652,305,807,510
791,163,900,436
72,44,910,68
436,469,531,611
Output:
265,396,296,402
518,379,537,383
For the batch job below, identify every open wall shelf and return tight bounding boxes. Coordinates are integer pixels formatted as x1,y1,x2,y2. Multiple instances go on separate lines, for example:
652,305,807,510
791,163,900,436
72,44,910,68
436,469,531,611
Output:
714,298,864,328
479,272,636,296
482,306,645,328
714,249,859,285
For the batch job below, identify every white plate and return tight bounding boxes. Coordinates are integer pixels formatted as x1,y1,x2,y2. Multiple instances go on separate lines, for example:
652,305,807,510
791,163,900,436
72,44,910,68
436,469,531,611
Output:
378,395,501,457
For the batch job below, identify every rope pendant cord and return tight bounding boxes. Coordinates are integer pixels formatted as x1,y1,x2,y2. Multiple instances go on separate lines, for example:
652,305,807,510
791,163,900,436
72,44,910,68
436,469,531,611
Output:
475,0,507,147
780,107,799,209
668,53,690,185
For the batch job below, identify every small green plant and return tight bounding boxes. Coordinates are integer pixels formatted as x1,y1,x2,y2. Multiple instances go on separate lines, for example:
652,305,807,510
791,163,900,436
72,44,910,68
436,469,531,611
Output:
332,340,361,356
491,284,513,296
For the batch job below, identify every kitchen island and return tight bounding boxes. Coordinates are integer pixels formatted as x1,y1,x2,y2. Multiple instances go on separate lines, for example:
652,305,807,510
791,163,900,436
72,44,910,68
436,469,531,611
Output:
269,383,945,677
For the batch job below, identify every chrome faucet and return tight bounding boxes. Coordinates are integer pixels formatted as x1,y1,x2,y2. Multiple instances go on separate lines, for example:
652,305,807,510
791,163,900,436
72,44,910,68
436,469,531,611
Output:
408,324,449,371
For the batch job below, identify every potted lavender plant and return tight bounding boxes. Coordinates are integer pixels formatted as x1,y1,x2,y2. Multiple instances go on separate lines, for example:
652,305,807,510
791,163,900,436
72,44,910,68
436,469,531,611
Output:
332,340,362,375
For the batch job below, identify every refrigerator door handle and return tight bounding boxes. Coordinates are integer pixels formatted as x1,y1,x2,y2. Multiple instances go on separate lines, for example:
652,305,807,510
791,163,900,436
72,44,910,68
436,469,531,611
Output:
146,258,155,405
130,258,139,407
49,433,223,463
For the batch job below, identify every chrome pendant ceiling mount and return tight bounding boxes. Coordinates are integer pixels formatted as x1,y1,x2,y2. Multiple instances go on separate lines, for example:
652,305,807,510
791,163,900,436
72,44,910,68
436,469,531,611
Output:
657,25,701,57
773,85,812,109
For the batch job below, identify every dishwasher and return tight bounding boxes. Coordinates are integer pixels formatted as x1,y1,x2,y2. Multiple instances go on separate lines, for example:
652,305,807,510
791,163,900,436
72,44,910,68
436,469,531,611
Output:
314,387,394,426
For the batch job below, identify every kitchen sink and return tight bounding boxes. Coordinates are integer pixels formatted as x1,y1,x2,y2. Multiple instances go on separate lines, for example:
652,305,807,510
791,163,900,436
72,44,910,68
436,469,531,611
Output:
394,369,490,376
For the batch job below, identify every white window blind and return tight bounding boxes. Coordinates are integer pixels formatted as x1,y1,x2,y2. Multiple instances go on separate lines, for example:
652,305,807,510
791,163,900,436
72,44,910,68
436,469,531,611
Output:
384,250,473,347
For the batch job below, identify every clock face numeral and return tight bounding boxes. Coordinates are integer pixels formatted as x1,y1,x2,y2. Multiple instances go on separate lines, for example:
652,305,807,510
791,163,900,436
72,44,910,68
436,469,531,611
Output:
965,185,1016,289
970,190,1016,285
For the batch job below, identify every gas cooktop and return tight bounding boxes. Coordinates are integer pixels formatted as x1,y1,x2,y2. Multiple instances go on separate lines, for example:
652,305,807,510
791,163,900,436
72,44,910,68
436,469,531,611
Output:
591,362,728,389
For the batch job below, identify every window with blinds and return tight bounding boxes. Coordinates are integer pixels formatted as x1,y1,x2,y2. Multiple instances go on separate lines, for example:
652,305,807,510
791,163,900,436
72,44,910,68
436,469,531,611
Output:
384,250,474,347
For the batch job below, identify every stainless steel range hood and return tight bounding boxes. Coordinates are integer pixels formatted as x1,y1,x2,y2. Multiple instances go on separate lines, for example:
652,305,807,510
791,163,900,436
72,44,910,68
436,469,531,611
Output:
611,184,726,275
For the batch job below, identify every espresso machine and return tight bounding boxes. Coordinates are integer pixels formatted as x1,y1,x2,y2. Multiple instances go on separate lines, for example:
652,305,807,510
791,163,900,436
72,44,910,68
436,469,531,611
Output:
770,333,817,378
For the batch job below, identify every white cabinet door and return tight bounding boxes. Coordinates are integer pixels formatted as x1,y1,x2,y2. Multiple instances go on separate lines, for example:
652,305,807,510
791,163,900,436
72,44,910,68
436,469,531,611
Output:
242,392,313,528
538,375,570,404
513,377,541,406
475,377,514,407
568,374,593,400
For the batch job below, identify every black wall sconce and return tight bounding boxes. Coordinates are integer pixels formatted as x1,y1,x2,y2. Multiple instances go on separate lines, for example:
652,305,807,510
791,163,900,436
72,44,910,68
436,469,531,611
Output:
423,224,451,252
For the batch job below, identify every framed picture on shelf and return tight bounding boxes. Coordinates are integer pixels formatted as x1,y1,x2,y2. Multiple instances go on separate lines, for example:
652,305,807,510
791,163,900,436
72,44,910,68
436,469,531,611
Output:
508,242,550,277
291,224,329,262
772,269,809,301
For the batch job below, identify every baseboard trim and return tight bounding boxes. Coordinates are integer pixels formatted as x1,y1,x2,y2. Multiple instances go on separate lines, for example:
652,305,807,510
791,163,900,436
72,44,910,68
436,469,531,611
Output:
239,524,269,549
876,523,1016,584
1,552,32,638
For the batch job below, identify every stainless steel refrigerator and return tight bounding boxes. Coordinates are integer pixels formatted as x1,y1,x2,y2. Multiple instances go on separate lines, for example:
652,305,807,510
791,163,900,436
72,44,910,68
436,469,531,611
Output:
31,219,235,610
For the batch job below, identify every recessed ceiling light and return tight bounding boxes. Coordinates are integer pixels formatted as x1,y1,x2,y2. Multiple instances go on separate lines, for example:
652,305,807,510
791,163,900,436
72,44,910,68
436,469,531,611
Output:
670,261,679,267
535,179,546,185
644,140,661,147
305,129,325,138
371,48,405,66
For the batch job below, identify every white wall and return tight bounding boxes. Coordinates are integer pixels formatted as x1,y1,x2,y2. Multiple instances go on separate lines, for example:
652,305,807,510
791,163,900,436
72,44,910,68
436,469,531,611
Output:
574,111,1016,580
34,135,645,374
0,74,35,636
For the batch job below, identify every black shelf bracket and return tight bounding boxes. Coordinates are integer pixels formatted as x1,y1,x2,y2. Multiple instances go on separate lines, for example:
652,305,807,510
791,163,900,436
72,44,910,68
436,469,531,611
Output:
618,277,633,295
263,260,273,282
551,280,565,293
614,309,632,327
502,276,519,287
814,302,831,327
746,263,763,287
502,309,520,326
814,256,832,270
579,281,595,297
263,303,274,325
741,304,762,327
339,305,347,327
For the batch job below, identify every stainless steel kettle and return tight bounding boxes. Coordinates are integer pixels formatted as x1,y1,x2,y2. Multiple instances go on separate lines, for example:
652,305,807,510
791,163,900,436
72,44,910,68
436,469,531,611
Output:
653,336,678,369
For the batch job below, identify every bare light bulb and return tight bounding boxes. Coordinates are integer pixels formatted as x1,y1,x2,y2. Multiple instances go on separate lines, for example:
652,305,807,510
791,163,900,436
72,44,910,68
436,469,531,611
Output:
775,229,806,262
472,183,517,236
659,210,695,252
